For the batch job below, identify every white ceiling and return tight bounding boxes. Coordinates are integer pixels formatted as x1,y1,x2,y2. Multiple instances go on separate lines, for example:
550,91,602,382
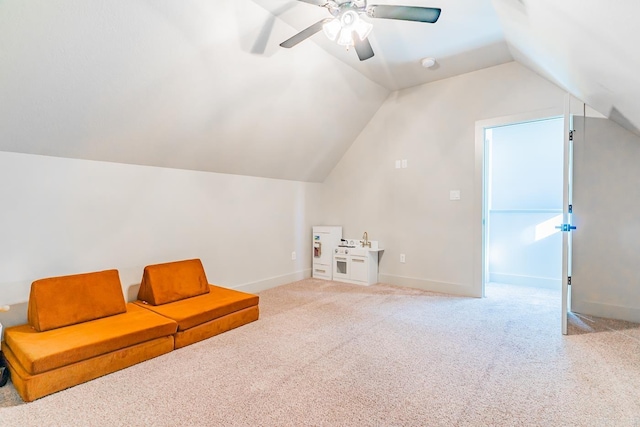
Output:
0,0,638,182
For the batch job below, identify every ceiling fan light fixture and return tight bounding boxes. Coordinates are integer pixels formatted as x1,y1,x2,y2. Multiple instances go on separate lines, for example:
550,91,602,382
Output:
337,28,355,47
341,10,358,27
354,18,373,41
322,18,342,41
326,9,371,47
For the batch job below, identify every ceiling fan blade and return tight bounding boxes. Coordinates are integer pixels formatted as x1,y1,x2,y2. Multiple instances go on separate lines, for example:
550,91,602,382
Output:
367,5,441,23
354,36,375,61
251,2,297,55
280,18,332,48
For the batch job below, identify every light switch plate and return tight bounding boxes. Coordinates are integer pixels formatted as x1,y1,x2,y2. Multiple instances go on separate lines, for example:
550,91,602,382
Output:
395,160,401,169
400,254,406,263
291,252,296,260
401,159,408,168
450,190,461,201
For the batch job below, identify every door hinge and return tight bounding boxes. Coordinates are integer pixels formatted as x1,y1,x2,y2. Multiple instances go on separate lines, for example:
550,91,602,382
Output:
568,276,572,286
569,130,574,141
568,204,573,214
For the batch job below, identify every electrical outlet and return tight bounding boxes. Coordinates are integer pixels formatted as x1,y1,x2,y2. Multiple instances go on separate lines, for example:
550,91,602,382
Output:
395,160,401,169
291,252,296,260
400,254,406,263
401,159,408,168
450,190,461,201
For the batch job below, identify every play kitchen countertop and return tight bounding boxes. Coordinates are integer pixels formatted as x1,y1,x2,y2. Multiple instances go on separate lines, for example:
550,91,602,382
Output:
336,246,383,255
337,237,383,251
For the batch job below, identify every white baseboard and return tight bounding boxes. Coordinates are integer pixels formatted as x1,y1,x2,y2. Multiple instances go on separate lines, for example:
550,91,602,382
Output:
489,273,561,290
234,269,312,294
378,274,479,297
572,299,640,324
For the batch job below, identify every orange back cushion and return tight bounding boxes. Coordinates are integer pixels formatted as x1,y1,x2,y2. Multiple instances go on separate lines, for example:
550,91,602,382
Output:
28,269,127,332
137,259,210,306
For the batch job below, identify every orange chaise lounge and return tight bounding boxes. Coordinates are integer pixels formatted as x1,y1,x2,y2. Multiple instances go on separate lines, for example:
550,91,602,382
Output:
1,270,178,402
134,259,259,349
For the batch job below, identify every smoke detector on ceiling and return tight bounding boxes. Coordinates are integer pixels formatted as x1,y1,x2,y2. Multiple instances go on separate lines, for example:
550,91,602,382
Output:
421,57,437,68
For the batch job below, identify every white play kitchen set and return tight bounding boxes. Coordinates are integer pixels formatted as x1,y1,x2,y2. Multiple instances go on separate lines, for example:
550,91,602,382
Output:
312,226,382,286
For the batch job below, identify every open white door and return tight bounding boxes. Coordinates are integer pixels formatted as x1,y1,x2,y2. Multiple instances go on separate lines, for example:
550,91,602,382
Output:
560,94,576,335
570,109,640,324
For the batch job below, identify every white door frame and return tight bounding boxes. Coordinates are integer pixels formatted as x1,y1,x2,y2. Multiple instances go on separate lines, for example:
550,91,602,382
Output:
473,107,564,299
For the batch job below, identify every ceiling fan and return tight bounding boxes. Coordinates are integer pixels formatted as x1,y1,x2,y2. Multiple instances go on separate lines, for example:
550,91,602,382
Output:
280,0,441,61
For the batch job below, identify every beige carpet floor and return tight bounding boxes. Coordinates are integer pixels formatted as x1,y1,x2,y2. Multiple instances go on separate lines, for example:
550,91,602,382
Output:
1,278,639,426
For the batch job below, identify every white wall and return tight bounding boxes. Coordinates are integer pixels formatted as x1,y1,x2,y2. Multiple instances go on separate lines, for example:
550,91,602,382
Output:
320,62,567,297
0,151,321,327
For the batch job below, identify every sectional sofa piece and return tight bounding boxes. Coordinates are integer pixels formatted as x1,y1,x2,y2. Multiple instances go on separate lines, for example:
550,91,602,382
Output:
135,259,260,349
1,270,177,402
1,259,259,402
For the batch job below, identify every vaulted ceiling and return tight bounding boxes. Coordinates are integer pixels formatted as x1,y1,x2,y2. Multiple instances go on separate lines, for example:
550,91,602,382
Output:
0,0,636,182
492,0,640,135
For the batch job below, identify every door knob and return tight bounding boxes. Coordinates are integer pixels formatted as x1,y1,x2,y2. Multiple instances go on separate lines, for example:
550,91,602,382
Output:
555,224,577,232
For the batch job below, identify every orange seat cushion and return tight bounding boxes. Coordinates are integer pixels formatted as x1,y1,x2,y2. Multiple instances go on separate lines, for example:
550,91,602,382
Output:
28,269,127,332
138,259,210,306
4,303,177,375
135,285,259,331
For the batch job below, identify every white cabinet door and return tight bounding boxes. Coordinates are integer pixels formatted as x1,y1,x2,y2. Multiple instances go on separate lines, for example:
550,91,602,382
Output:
350,256,368,283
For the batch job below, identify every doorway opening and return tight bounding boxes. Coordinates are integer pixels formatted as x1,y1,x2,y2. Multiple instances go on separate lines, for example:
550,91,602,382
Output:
484,117,564,297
